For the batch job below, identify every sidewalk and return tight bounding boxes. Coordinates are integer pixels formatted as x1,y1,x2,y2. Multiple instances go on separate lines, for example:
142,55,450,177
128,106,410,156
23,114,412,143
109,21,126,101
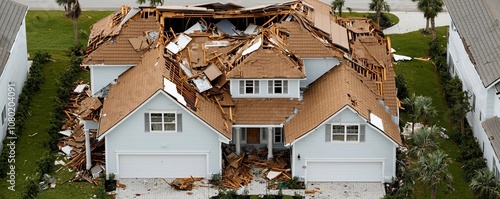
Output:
384,11,450,34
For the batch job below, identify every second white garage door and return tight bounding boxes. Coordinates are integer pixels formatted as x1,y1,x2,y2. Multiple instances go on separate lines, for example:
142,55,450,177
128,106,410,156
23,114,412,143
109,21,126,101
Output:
306,161,383,182
118,154,207,178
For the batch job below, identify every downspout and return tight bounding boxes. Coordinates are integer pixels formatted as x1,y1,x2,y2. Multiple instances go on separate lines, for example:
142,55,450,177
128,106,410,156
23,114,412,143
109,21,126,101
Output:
85,129,92,170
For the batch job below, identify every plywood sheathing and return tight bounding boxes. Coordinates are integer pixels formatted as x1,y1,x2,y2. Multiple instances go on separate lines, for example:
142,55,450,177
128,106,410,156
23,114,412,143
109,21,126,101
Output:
83,16,160,65
284,63,402,145
86,7,129,54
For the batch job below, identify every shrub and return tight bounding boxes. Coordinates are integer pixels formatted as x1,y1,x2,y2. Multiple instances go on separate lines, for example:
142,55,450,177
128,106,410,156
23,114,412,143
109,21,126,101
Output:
209,173,222,186
463,158,487,182
285,176,304,189
35,153,55,180
21,176,40,199
395,74,409,100
95,176,107,199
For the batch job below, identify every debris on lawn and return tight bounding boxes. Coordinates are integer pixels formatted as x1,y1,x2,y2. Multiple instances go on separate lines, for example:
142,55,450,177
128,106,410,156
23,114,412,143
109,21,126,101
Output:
39,174,57,191
167,177,204,191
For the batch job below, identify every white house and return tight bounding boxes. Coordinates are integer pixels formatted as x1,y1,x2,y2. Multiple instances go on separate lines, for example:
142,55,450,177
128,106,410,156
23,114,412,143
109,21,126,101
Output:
0,0,29,147
446,0,500,177
84,0,402,182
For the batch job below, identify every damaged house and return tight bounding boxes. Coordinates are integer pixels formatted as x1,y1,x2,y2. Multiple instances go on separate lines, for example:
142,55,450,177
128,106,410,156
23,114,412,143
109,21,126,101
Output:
81,0,402,184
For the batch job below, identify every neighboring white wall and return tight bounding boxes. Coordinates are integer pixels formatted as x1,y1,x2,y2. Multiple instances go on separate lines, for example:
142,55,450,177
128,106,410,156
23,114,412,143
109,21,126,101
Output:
0,18,28,146
105,92,223,179
90,65,133,96
447,20,500,172
292,108,396,182
230,79,300,98
300,58,340,88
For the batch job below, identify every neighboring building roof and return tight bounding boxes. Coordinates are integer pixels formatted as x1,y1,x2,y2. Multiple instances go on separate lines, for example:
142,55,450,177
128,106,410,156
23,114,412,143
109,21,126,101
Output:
0,0,28,75
233,98,301,125
483,116,500,158
285,63,402,145
83,14,159,65
446,0,500,87
276,22,341,58
227,46,305,79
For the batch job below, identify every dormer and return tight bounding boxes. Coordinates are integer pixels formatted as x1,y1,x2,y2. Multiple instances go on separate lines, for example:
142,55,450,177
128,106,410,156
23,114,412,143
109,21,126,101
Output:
227,42,305,99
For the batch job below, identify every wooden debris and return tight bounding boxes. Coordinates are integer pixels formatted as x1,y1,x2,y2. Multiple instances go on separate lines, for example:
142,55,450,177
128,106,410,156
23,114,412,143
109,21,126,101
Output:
168,177,203,191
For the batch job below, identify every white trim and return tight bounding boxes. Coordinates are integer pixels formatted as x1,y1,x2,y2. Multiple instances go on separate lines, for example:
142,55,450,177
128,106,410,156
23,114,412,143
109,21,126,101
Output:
330,123,360,143
82,64,136,67
105,136,109,179
98,90,230,143
116,151,210,179
148,111,177,132
304,158,385,183
268,80,288,95
233,124,283,128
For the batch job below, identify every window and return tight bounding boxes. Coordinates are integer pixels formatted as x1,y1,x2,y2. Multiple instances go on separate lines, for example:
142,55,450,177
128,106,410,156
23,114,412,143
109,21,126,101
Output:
239,80,259,94
332,124,359,142
1,105,6,126
268,80,288,94
274,128,283,143
150,112,176,132
471,93,476,112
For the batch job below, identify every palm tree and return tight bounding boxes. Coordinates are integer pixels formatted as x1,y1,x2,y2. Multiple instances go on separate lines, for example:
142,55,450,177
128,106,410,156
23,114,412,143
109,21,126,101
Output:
407,125,440,158
414,0,444,36
403,93,437,133
470,169,500,199
56,0,81,46
414,150,454,199
451,90,471,135
331,0,345,17
369,0,390,25
137,0,163,6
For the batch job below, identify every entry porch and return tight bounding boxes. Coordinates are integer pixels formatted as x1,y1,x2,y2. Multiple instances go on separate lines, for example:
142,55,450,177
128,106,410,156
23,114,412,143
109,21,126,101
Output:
231,126,286,160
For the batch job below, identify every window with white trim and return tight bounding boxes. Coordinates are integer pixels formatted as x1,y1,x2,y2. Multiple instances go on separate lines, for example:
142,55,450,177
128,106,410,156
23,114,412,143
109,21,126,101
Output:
274,127,283,143
239,80,259,94
268,80,288,94
332,124,359,142
150,112,176,132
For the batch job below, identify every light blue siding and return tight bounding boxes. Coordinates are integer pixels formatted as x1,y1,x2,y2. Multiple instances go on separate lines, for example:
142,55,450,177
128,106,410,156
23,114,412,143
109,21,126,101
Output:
105,92,223,179
230,79,300,98
292,108,396,182
300,58,340,88
90,65,132,95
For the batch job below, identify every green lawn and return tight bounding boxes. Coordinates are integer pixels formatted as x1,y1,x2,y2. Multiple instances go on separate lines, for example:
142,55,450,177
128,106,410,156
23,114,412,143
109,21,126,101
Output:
0,10,111,199
389,27,475,199
340,11,400,27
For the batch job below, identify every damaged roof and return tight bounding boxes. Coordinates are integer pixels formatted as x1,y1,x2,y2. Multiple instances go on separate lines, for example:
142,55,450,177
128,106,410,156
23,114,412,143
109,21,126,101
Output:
446,0,500,87
87,0,399,144
0,0,27,75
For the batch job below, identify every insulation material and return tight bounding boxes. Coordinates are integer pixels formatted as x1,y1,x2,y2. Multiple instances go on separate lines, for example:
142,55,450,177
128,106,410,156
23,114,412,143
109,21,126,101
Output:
164,78,187,106
193,76,213,92
393,54,412,61
244,24,259,35
166,33,192,54
216,19,239,36
73,84,88,93
59,130,72,137
242,36,262,56
184,22,206,34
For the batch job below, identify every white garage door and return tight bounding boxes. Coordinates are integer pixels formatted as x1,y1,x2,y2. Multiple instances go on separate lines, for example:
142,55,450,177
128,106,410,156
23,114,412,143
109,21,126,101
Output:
306,161,383,182
118,154,207,178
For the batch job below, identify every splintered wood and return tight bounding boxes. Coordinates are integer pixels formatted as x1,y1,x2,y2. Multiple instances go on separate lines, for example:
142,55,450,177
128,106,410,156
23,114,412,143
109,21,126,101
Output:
56,82,105,179
221,145,291,189
168,177,204,191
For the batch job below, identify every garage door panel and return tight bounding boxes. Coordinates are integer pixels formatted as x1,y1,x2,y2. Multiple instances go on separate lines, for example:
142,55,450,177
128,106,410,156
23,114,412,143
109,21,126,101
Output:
119,154,207,178
307,161,382,182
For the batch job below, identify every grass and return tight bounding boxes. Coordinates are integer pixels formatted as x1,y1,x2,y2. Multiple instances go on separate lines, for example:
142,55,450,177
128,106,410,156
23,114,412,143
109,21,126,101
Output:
389,27,475,199
0,10,111,199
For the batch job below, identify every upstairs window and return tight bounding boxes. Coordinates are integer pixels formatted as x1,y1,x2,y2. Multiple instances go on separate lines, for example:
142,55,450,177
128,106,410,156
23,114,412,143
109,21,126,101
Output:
326,124,364,142
145,112,182,132
268,80,288,94
239,80,259,94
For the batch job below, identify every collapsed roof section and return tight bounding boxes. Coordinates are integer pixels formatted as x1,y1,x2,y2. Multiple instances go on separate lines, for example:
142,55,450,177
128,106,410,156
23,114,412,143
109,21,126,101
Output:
84,0,399,143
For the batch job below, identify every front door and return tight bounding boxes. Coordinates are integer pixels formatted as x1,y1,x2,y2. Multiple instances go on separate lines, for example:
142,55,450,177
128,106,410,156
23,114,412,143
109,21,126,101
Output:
247,128,260,144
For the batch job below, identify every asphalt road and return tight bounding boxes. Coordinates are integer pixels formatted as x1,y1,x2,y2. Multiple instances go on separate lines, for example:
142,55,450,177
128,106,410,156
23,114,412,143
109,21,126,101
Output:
13,0,420,11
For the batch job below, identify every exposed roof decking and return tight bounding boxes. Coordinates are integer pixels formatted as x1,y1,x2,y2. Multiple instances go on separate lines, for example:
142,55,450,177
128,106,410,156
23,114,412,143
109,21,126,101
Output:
0,0,28,75
446,0,500,87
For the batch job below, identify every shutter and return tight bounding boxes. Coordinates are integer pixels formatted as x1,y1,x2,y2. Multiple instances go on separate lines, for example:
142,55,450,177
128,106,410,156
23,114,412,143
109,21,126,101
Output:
268,80,273,94
177,113,182,132
239,80,244,94
144,113,150,132
325,124,331,142
284,81,288,94
360,125,366,142
255,81,259,94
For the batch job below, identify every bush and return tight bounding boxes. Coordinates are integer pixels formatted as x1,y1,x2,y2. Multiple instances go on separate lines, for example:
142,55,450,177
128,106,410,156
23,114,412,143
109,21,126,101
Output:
35,153,55,180
395,74,409,100
95,176,107,199
209,173,222,186
284,176,304,189
463,158,487,182
367,12,393,28
21,176,40,199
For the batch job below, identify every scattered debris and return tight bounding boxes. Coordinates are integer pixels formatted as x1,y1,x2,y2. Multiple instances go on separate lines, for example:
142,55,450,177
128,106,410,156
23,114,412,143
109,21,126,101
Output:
167,177,204,191
393,54,412,61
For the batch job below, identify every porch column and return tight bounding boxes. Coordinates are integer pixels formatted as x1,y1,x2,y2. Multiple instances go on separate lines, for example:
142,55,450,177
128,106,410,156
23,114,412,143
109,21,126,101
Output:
267,127,273,160
85,129,92,170
235,127,241,155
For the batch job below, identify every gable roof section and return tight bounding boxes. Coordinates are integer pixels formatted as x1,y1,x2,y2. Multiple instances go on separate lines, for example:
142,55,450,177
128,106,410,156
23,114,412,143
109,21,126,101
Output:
284,63,402,145
83,15,159,65
227,46,306,79
98,47,231,138
0,0,27,76
233,98,301,125
483,116,500,158
276,22,340,58
446,0,500,87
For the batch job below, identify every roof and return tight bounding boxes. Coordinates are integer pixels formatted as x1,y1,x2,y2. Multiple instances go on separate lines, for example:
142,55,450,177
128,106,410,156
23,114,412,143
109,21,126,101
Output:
446,0,500,87
0,0,27,75
284,63,402,145
233,98,301,125
227,46,306,79
483,116,500,158
83,13,160,65
276,22,342,58
98,47,232,138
